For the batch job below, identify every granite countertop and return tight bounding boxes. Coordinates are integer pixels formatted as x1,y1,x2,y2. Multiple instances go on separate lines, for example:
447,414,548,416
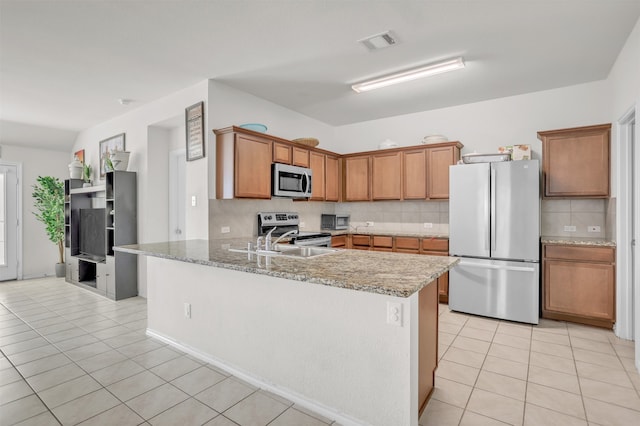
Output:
321,229,449,239
541,237,616,247
116,238,458,298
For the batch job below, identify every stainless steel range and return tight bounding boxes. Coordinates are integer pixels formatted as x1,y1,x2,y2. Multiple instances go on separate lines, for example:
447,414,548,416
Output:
257,212,332,247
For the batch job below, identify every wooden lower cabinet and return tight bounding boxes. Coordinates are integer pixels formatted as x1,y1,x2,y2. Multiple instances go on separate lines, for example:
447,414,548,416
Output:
418,279,438,415
542,244,615,328
331,235,346,248
350,234,371,250
372,235,393,252
422,238,450,303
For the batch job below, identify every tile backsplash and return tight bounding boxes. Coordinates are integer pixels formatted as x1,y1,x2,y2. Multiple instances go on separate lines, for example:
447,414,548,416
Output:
209,199,336,239
541,199,607,238
335,201,449,235
210,198,612,240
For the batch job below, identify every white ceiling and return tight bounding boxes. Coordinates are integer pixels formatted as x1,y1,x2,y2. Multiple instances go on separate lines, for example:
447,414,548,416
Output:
1,0,639,151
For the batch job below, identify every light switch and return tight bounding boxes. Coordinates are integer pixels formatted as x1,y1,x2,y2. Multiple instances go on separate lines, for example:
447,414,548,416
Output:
191,195,197,207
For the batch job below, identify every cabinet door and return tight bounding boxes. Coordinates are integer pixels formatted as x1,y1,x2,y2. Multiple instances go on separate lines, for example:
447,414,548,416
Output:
96,263,107,294
372,152,402,200
344,156,371,201
234,135,272,199
325,155,340,201
539,124,610,198
543,259,615,325
418,280,438,414
427,146,458,199
309,151,326,200
106,257,116,297
292,147,310,167
403,149,427,200
273,142,292,164
331,235,346,248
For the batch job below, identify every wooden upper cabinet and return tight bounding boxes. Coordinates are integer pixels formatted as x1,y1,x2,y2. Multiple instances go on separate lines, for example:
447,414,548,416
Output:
325,155,340,201
215,127,273,199
403,149,427,200
344,155,371,201
309,151,326,201
292,146,310,167
427,145,459,199
273,142,292,164
538,124,611,198
234,135,273,199
372,151,402,200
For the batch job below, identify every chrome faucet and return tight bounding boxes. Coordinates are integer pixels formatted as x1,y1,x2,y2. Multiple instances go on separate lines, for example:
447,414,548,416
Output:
271,229,299,247
264,227,278,251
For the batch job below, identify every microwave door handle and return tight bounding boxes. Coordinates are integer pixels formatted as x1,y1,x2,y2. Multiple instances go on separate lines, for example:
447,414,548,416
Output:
302,172,310,194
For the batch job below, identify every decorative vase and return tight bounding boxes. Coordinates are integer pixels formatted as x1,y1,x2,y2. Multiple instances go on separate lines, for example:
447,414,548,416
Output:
110,151,131,171
55,263,66,278
68,156,83,179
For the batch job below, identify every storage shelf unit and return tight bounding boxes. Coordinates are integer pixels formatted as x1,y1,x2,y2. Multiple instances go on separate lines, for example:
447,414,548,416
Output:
64,171,137,300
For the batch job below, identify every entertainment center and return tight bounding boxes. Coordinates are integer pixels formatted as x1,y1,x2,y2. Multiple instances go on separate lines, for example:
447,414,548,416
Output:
64,171,137,300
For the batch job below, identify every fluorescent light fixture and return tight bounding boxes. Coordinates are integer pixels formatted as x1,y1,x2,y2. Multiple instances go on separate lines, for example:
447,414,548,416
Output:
351,57,465,93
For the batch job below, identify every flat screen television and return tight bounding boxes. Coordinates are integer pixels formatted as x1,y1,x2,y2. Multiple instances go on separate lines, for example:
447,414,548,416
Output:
79,208,105,260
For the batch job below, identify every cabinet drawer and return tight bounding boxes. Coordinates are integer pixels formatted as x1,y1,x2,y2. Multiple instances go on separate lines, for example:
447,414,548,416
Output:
352,235,371,247
544,245,614,263
372,236,393,248
422,238,449,252
331,235,346,248
396,237,420,250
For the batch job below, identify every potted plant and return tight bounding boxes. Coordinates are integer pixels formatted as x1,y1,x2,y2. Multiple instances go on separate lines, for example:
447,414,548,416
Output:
82,164,92,187
32,176,65,277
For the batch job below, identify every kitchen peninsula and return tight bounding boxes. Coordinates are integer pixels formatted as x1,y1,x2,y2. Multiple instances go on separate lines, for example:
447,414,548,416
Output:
117,238,458,426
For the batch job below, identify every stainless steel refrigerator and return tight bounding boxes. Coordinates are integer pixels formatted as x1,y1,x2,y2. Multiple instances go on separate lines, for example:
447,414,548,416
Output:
449,160,540,324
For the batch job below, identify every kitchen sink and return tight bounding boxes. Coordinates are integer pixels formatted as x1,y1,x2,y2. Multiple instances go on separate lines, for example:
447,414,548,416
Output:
228,244,340,259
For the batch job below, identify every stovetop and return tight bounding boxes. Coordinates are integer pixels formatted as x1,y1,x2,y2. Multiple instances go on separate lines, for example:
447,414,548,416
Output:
257,212,330,241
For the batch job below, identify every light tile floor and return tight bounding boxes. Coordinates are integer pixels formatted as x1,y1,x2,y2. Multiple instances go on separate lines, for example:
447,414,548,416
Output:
0,277,337,426
1,277,639,426
423,306,640,426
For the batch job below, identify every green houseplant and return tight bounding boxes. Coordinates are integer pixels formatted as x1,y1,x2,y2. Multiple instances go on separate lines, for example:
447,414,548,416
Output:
32,176,66,277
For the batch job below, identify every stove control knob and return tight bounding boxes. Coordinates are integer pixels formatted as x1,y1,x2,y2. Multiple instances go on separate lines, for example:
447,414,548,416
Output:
265,215,272,220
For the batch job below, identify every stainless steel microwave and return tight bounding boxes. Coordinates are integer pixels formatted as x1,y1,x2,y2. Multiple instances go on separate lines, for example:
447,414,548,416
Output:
321,214,350,230
272,163,312,198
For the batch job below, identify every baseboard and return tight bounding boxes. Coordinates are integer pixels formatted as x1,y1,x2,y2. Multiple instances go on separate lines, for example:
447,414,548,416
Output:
146,328,367,426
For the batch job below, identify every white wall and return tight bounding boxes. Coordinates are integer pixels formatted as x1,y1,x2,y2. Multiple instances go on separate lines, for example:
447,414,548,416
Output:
333,81,611,159
72,80,210,246
206,80,337,199
609,17,640,121
0,144,70,278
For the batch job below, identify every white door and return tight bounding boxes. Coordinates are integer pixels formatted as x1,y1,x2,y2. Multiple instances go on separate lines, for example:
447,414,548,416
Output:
0,163,19,281
169,150,186,241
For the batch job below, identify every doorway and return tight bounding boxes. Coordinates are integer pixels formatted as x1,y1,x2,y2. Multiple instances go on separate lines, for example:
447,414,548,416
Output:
169,149,186,241
616,103,639,370
0,162,21,281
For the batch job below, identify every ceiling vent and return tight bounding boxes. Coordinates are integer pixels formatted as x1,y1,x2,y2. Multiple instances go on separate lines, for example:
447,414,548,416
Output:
359,31,397,51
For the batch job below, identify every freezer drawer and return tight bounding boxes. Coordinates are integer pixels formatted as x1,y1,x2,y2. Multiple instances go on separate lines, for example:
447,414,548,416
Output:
449,258,540,324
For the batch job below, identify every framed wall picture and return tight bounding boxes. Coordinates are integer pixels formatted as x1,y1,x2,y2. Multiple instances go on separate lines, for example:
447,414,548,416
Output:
185,101,205,161
74,149,85,164
99,133,125,178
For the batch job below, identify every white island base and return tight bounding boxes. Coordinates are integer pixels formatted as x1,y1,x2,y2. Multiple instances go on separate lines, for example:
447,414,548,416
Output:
144,256,438,426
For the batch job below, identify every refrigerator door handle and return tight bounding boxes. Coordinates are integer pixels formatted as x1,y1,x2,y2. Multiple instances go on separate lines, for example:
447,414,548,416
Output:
458,261,537,273
484,175,490,251
490,166,497,253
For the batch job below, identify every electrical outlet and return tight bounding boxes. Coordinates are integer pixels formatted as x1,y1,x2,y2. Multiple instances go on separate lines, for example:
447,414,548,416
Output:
588,225,601,233
184,303,191,319
423,222,433,229
221,226,230,233
299,221,306,228
366,221,374,227
564,225,576,232
191,195,197,207
387,302,402,326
